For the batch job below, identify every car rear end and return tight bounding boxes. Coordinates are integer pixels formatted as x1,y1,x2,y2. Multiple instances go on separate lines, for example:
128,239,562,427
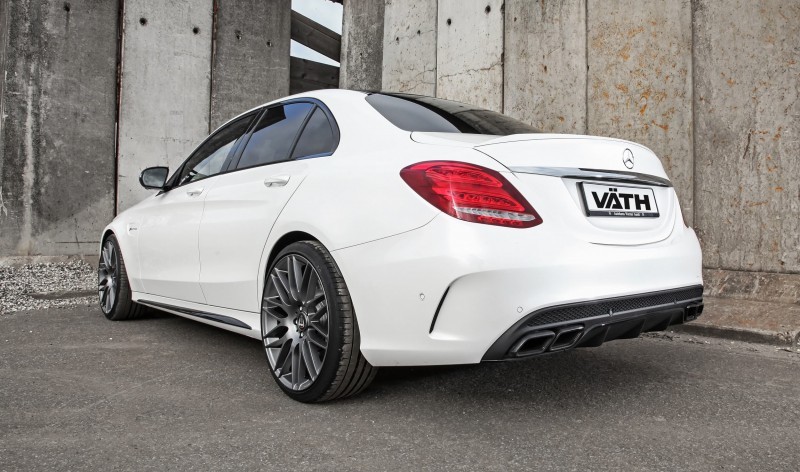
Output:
330,93,703,367
470,134,703,360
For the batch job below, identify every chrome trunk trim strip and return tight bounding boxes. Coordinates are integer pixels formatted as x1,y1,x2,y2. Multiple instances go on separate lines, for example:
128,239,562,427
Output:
509,166,673,187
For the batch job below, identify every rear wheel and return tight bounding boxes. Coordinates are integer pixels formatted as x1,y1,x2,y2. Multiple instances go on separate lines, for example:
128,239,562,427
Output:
261,241,376,402
98,235,144,321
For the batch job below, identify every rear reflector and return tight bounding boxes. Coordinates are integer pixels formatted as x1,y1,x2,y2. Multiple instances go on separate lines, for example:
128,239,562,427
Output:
400,161,542,228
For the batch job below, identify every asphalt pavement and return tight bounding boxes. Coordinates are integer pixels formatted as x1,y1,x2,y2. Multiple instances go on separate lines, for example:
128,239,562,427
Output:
1,306,798,471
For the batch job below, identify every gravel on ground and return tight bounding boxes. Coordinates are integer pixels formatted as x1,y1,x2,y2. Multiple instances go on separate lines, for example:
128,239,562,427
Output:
0,259,97,314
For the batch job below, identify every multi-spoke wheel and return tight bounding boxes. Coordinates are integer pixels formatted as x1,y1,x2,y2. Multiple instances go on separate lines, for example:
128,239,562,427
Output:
97,235,143,321
263,254,329,390
98,239,118,315
261,241,377,402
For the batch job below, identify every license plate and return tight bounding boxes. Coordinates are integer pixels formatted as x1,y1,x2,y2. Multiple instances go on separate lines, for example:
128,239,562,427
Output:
580,182,659,217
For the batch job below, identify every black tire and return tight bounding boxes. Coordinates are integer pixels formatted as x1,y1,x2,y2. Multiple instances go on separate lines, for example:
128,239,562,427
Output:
98,234,145,321
261,240,377,402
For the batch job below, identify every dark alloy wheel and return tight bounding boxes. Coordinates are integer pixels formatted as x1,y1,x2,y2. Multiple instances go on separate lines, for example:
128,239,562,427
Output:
261,241,376,402
97,235,144,321
98,239,119,315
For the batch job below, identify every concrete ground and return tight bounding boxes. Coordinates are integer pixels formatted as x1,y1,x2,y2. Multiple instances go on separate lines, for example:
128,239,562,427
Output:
1,306,798,471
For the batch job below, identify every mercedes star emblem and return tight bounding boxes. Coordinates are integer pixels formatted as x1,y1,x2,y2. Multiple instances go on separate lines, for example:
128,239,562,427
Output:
622,148,635,169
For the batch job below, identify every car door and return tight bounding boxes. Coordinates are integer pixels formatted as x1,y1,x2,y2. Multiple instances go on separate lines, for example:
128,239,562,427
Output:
199,101,339,312
136,111,258,303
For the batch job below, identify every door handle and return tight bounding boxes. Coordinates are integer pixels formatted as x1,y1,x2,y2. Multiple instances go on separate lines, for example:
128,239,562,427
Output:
264,175,291,187
186,187,204,197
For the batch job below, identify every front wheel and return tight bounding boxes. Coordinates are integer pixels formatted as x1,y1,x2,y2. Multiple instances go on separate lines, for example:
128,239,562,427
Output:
261,241,377,402
98,235,144,321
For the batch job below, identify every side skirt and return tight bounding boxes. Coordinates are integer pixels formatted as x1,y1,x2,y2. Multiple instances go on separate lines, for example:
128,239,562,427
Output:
137,299,254,331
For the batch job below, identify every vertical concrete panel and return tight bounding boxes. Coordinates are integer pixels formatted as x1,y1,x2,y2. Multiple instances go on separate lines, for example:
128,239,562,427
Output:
694,0,800,273
209,0,290,131
504,0,586,133
340,0,384,90
436,0,503,112
382,0,436,95
587,0,694,223
117,0,213,211
0,0,118,256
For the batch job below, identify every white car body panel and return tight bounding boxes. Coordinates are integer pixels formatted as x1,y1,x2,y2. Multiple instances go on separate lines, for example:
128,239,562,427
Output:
101,89,703,367
129,180,210,303
199,159,307,312
333,195,701,366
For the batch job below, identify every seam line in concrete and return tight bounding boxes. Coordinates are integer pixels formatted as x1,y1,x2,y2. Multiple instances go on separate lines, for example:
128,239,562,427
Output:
209,0,218,134
584,0,589,135
113,0,125,217
500,0,504,114
433,0,437,97
690,0,698,228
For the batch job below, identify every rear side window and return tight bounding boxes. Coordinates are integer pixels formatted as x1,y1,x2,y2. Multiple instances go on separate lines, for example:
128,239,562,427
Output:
291,107,336,159
365,93,539,136
237,102,313,169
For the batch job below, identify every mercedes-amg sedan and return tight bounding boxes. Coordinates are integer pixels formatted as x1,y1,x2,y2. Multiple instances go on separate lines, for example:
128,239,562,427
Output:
98,90,704,402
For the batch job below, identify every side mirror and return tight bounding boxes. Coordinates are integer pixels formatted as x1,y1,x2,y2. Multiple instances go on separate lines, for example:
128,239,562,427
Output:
139,166,169,190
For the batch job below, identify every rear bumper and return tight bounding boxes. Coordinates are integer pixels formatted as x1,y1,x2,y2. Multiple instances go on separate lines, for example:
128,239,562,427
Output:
482,286,704,360
331,214,703,367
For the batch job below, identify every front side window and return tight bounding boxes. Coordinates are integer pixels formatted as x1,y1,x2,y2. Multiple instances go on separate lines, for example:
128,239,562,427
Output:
176,111,256,186
236,103,314,169
365,93,539,136
291,107,336,159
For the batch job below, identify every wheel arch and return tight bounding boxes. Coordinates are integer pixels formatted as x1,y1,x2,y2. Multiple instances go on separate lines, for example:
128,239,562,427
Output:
265,230,319,271
260,230,363,329
100,229,115,245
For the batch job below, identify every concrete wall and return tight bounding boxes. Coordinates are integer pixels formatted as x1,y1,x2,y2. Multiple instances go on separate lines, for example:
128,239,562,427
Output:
694,0,800,274
0,0,295,255
117,0,213,211
340,0,384,90
504,0,586,133
0,0,118,256
436,0,504,112
346,0,800,283
382,0,437,95
210,0,291,131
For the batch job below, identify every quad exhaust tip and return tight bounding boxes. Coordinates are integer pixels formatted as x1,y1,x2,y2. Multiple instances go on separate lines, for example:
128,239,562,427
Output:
509,325,584,358
549,325,584,351
684,302,704,322
505,302,704,359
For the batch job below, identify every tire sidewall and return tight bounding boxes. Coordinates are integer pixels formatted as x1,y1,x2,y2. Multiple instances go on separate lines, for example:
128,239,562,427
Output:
261,242,347,402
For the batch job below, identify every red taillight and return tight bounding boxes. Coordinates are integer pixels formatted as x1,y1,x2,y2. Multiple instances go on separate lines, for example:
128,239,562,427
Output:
400,161,542,228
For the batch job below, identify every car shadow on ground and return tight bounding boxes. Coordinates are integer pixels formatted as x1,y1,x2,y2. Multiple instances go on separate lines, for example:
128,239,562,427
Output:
138,308,676,410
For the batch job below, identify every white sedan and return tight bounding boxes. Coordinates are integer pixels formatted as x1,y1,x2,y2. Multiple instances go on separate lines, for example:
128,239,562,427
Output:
99,90,704,402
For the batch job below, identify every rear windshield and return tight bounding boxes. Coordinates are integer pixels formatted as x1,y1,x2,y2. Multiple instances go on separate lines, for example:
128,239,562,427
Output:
365,92,539,136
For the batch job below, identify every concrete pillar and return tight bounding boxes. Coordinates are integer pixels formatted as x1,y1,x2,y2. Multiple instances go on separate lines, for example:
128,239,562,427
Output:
504,0,586,133
340,0,384,90
117,0,213,212
693,0,800,273
382,0,437,95
0,0,118,256
436,0,504,112
586,0,694,224
209,0,291,131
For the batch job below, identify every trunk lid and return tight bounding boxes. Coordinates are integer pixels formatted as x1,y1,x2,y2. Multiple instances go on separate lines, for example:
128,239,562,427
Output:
413,132,680,246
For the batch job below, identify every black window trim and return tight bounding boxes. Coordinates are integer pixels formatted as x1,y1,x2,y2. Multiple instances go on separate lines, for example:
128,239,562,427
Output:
162,97,340,193
226,97,341,172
